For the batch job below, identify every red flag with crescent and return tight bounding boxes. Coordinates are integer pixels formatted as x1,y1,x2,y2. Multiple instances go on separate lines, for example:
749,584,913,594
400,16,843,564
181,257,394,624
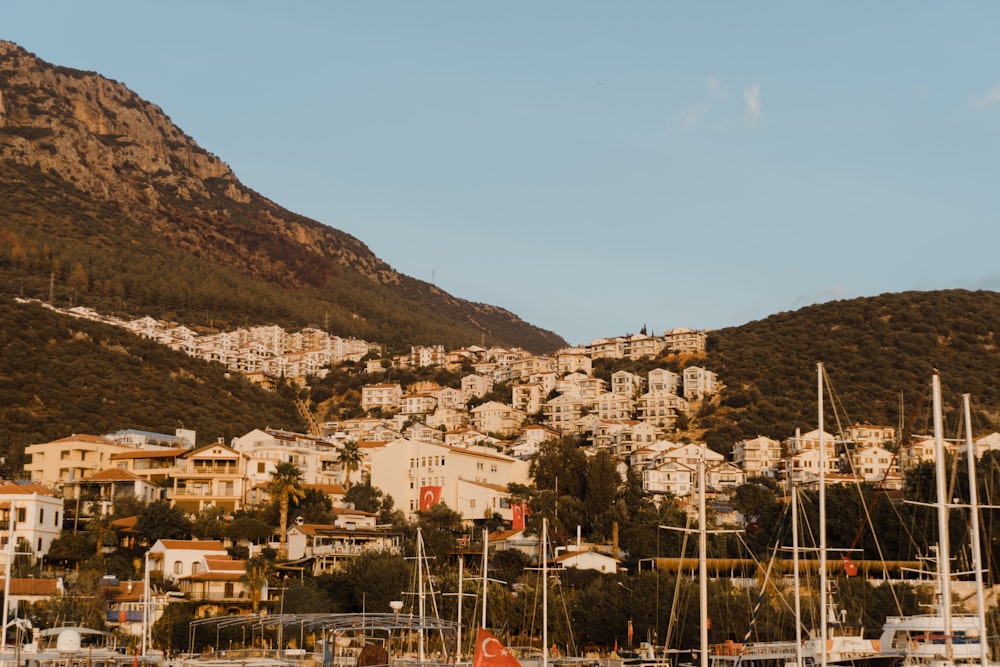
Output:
419,485,443,511
512,502,526,530
842,555,858,577
472,627,522,667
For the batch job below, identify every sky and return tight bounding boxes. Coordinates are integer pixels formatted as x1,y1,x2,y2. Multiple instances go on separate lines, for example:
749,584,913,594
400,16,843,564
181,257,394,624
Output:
5,3,999,345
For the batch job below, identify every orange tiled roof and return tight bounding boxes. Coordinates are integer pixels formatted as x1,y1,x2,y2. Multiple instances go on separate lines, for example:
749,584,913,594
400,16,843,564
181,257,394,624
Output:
157,540,226,551
81,468,144,482
0,481,57,496
0,577,61,596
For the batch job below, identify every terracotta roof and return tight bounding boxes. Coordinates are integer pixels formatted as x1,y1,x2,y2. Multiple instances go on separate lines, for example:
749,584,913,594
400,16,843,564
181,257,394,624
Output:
205,558,244,571
488,529,524,542
111,515,139,530
104,581,146,602
0,481,57,496
358,441,389,449
157,540,226,551
49,434,116,445
180,571,244,582
81,468,144,482
0,578,61,596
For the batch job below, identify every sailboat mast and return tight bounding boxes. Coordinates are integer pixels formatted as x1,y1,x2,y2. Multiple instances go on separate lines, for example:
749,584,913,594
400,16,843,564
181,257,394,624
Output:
792,486,803,667
962,394,989,667
417,527,426,662
817,363,828,667
699,443,709,667
482,527,489,629
931,372,953,659
457,555,464,661
542,517,549,667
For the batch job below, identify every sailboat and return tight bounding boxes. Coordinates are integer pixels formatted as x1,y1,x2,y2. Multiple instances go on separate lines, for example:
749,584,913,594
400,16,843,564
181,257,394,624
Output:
709,364,900,667
877,374,994,667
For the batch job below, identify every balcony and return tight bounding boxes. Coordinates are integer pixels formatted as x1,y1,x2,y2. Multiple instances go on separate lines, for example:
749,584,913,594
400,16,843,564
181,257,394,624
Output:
189,465,239,476
311,543,400,557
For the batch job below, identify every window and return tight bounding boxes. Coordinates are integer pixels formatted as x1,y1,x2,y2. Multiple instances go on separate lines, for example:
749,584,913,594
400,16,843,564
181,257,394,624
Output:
39,509,44,524
258,462,266,473
173,561,183,575
192,562,202,574
16,508,25,523
55,511,60,526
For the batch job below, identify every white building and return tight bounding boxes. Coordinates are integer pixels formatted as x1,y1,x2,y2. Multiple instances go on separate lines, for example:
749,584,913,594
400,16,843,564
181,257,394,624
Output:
367,438,530,522
682,366,719,400
232,428,344,490
733,436,783,479
0,481,64,563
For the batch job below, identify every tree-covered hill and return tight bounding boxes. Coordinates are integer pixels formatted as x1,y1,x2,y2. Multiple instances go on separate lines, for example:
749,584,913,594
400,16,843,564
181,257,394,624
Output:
700,289,1000,454
0,297,304,472
0,40,564,353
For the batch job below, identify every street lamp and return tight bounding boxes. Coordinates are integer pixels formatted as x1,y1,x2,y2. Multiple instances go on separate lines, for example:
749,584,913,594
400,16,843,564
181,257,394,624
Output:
617,582,634,648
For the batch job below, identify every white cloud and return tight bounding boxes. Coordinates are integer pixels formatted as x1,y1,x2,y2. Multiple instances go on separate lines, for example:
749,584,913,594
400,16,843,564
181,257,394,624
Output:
744,83,761,124
684,103,709,128
706,76,727,99
975,84,1000,108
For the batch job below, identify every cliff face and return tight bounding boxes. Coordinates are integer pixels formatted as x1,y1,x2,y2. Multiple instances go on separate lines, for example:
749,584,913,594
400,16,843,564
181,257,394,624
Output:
0,40,390,286
0,41,565,351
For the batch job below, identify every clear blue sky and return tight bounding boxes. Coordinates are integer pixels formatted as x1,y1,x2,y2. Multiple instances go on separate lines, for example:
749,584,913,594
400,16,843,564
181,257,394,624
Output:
6,3,999,345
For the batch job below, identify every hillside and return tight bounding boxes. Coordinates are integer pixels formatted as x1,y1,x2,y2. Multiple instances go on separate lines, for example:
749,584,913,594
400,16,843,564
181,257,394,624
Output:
699,289,1000,455
0,297,304,472
0,40,565,353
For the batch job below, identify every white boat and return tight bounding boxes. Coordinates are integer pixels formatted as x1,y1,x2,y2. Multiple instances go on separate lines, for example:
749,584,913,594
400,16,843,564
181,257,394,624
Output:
0,625,133,667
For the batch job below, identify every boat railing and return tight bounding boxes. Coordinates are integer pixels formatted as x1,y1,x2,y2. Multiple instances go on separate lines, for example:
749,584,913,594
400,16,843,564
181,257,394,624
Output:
709,641,798,659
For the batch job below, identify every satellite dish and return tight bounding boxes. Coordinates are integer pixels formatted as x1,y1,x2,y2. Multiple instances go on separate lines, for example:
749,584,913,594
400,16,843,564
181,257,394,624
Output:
56,628,82,653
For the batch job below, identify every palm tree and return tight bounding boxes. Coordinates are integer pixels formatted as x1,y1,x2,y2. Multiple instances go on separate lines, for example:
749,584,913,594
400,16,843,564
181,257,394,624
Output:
339,440,364,490
268,461,305,559
241,555,270,615
88,512,115,556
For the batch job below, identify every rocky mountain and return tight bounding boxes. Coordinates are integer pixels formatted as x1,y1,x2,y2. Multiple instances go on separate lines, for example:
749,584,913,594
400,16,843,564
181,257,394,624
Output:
0,40,565,352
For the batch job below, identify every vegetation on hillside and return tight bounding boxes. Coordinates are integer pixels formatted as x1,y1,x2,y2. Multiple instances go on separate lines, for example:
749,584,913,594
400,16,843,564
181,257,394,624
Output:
700,289,1000,455
0,160,561,352
0,297,304,468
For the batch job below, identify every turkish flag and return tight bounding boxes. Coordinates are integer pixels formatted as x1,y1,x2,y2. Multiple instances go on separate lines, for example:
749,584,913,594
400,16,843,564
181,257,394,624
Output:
842,555,858,577
472,627,522,667
419,485,443,511
512,502,526,530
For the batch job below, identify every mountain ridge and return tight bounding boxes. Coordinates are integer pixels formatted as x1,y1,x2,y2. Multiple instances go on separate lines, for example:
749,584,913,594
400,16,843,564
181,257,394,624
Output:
0,40,565,352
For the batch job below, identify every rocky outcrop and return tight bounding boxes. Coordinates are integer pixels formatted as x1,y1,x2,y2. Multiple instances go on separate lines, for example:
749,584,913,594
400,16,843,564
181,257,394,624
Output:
0,40,566,350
